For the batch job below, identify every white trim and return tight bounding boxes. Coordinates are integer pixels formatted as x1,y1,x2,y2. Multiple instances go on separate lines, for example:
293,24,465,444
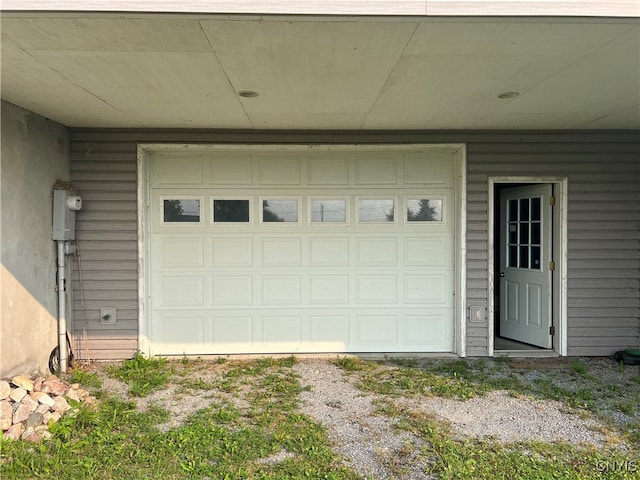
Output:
455,147,467,357
487,176,568,357
3,1,638,17
136,146,150,357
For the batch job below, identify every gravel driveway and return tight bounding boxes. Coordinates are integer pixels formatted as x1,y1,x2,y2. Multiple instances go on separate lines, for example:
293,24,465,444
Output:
93,355,638,479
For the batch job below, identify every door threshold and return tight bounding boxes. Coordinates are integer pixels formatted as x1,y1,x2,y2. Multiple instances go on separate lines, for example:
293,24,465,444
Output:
493,350,559,358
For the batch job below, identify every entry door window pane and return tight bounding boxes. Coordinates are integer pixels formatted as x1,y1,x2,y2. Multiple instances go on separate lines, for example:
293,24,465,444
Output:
358,199,395,223
213,199,250,223
531,197,541,221
519,198,530,221
506,195,542,270
163,199,200,223
262,199,299,223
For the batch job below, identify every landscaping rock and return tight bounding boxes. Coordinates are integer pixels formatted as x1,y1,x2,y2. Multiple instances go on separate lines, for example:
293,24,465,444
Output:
0,372,97,442
53,396,70,413
33,377,44,392
4,423,25,440
26,412,44,428
0,380,11,400
12,403,32,424
43,376,68,396
43,411,62,425
21,394,38,412
9,387,27,403
32,392,55,408
11,375,34,392
1,400,13,430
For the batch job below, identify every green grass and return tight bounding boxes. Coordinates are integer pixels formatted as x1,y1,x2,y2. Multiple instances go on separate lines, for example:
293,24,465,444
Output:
66,368,103,391
1,357,359,480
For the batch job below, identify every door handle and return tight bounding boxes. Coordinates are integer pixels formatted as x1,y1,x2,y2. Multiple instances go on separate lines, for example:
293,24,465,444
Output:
500,272,506,278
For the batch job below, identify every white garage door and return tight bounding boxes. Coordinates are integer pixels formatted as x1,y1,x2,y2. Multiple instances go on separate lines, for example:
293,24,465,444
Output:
146,146,458,355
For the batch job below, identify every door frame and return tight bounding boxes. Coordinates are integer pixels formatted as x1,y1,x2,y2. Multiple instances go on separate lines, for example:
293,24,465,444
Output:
487,176,568,356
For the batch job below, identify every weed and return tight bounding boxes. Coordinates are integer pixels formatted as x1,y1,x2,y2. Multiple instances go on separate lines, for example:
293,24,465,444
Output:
66,368,102,391
570,361,589,376
332,356,373,372
106,352,174,397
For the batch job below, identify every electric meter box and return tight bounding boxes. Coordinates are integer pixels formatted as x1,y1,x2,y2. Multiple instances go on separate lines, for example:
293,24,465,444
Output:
53,189,82,240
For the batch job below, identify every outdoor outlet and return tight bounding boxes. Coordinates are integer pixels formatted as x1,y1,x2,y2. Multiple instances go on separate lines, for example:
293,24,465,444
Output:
469,306,486,323
100,306,117,325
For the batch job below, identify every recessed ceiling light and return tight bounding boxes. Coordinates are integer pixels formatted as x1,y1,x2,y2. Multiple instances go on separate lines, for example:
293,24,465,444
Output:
497,91,520,99
237,90,259,98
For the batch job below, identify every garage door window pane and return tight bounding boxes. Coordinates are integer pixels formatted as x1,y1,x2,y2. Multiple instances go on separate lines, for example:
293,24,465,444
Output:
163,199,200,223
358,199,395,223
406,199,443,222
263,199,298,223
310,199,347,223
213,199,250,223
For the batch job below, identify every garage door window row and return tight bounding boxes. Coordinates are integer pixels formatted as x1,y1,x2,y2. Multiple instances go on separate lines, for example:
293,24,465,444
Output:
162,197,443,225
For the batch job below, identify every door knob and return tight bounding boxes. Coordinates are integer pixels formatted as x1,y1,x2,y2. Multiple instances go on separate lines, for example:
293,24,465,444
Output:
500,272,506,277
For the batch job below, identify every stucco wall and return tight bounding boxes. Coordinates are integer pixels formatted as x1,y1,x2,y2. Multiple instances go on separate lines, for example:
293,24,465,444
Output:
1,101,70,377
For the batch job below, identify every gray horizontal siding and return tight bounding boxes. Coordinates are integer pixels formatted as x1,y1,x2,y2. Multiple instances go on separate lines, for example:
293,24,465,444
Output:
70,141,139,361
466,142,639,356
69,130,639,360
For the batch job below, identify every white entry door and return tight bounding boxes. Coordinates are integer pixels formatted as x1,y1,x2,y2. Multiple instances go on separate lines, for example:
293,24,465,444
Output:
499,185,553,348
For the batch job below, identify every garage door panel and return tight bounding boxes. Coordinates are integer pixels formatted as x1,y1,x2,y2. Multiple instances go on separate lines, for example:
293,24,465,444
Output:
207,153,252,185
211,276,253,305
404,237,449,266
404,275,448,304
309,275,350,304
155,313,208,346
260,238,302,266
211,238,253,267
356,237,398,266
157,237,205,267
356,275,397,303
310,315,350,344
403,314,450,347
261,316,302,346
309,237,349,266
355,315,398,344
261,275,302,304
148,146,458,355
156,276,205,306
404,152,453,185
213,316,253,346
258,154,302,185
155,154,203,185
355,154,398,185
308,155,350,185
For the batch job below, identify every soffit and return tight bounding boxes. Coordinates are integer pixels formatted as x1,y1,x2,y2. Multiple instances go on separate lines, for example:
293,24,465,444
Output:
1,14,638,129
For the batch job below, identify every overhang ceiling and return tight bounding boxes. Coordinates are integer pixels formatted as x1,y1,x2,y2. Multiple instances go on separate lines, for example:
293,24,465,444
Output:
1,13,639,130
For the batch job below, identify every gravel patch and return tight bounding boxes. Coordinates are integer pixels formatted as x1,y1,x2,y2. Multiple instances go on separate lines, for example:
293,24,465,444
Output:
92,363,233,432
295,359,432,480
403,390,606,445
